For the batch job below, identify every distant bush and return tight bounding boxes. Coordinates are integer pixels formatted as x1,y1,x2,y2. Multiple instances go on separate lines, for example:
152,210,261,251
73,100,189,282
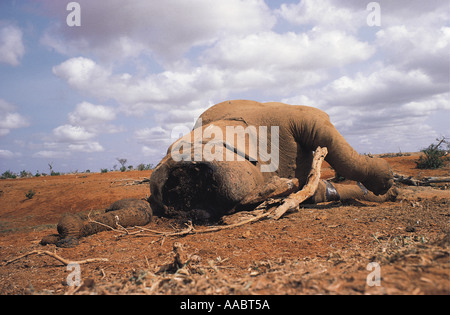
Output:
25,189,36,200
48,163,60,176
20,170,32,178
100,168,108,173
416,137,448,169
1,170,16,179
137,163,154,171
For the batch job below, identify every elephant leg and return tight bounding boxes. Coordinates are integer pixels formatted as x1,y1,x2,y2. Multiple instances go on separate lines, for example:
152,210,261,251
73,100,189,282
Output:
40,199,152,247
311,180,398,203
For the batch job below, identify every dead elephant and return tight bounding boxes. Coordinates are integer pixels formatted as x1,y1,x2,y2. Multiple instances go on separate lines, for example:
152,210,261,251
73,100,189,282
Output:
41,100,397,247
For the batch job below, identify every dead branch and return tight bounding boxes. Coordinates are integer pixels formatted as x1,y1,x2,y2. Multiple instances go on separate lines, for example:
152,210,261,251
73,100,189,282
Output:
5,250,108,266
111,178,150,187
394,173,450,186
270,146,328,219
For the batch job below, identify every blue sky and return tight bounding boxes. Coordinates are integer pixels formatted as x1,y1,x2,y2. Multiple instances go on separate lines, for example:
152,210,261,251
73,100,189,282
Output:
0,0,449,174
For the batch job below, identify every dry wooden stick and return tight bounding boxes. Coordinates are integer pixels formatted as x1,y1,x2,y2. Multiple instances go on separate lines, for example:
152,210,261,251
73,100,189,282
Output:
5,250,108,266
269,146,328,219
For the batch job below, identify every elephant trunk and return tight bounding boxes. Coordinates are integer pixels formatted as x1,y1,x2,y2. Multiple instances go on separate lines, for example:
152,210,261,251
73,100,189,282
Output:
294,115,393,195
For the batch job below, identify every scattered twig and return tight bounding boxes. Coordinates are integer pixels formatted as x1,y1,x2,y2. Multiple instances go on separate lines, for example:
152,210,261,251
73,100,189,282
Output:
5,250,108,266
394,173,450,186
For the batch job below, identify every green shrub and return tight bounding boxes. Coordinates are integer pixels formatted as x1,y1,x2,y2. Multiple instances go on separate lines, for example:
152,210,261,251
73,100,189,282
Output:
137,163,154,171
25,190,36,199
416,137,448,169
20,170,32,178
100,168,108,173
1,170,16,179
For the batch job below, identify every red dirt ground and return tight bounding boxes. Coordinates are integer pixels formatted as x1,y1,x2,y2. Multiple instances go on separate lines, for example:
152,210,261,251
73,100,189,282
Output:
0,153,449,295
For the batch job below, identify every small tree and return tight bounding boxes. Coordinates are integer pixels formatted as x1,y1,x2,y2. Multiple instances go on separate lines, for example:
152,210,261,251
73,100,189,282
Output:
116,158,127,172
416,137,448,169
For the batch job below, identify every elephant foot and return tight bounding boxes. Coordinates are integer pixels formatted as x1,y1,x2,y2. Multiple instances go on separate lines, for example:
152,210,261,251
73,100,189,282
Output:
311,180,399,203
40,234,79,248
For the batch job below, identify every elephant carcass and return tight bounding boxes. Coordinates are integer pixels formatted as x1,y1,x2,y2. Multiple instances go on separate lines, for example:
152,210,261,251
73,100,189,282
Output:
41,100,397,247
148,100,397,221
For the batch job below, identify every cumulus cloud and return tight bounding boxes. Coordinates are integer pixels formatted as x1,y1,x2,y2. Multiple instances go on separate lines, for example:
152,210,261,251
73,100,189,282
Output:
0,23,25,66
67,101,120,134
376,25,450,82
46,101,121,155
68,141,104,153
0,149,15,159
52,124,95,142
33,150,70,159
41,0,275,63
0,99,29,136
42,0,449,159
276,0,366,32
204,30,374,70
53,57,224,114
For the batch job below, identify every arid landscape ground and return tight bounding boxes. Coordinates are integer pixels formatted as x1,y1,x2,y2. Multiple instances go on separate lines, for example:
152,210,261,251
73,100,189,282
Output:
0,152,449,295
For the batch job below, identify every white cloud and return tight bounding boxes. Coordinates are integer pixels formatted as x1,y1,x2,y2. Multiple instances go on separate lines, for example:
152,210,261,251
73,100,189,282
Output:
53,124,95,142
204,30,374,71
67,101,120,134
68,102,116,125
0,23,25,66
0,149,15,159
0,99,29,136
53,57,224,114
52,24,376,116
276,0,365,32
135,127,168,142
41,0,275,63
37,0,450,162
68,141,104,153
33,150,70,159
376,26,450,82
142,145,165,158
